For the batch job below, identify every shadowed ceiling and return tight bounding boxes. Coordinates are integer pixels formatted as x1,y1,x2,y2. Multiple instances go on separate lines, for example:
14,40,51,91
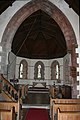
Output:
11,10,67,59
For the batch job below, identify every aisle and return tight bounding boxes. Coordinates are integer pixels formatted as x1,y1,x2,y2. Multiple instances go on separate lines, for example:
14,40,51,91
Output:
25,108,49,120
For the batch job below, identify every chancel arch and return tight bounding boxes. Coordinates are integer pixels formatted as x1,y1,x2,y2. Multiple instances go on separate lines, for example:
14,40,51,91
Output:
1,0,78,97
0,1,79,120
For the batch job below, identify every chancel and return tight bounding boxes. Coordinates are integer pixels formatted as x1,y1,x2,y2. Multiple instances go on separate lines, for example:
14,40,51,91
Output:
0,0,80,120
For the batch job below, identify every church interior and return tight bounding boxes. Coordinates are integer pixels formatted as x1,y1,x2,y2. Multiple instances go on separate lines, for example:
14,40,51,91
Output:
0,0,80,120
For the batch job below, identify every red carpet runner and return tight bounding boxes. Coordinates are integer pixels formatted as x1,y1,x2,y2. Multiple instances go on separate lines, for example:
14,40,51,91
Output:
25,108,49,120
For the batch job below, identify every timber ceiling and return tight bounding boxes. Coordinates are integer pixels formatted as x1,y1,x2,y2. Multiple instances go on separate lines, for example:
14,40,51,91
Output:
12,10,67,59
0,0,79,59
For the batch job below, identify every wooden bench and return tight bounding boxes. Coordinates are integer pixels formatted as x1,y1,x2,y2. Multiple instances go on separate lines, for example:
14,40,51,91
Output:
0,101,18,112
57,108,80,120
0,107,15,120
50,98,80,108
50,98,80,118
50,98,80,111
52,103,80,120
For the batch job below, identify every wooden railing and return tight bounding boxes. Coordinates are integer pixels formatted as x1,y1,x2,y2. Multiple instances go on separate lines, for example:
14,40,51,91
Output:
0,74,23,120
0,74,18,101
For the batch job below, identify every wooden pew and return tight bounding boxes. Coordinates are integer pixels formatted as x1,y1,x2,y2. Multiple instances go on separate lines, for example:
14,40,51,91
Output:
50,98,80,108
50,97,80,118
0,107,15,120
0,101,22,120
57,108,80,120
50,97,80,103
0,101,18,112
52,103,80,120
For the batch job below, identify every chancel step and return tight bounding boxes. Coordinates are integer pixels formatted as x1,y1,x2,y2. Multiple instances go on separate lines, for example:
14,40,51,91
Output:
22,104,50,109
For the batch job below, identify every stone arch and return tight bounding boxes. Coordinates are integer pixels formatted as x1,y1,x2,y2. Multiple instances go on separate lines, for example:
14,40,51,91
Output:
1,0,77,50
1,0,78,97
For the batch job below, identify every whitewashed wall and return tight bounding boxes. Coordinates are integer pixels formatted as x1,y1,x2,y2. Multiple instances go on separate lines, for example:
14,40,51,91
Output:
7,52,16,80
15,56,63,81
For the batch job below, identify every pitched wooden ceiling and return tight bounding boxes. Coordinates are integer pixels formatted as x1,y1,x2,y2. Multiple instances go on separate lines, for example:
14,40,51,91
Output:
0,0,79,59
12,10,67,59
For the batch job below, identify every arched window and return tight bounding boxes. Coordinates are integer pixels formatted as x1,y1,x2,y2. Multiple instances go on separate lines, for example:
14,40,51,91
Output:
37,65,41,78
19,60,28,79
51,60,60,81
20,63,23,78
34,61,44,80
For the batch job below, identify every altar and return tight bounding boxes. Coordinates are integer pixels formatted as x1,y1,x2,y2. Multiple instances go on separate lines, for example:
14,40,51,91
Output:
33,82,46,87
